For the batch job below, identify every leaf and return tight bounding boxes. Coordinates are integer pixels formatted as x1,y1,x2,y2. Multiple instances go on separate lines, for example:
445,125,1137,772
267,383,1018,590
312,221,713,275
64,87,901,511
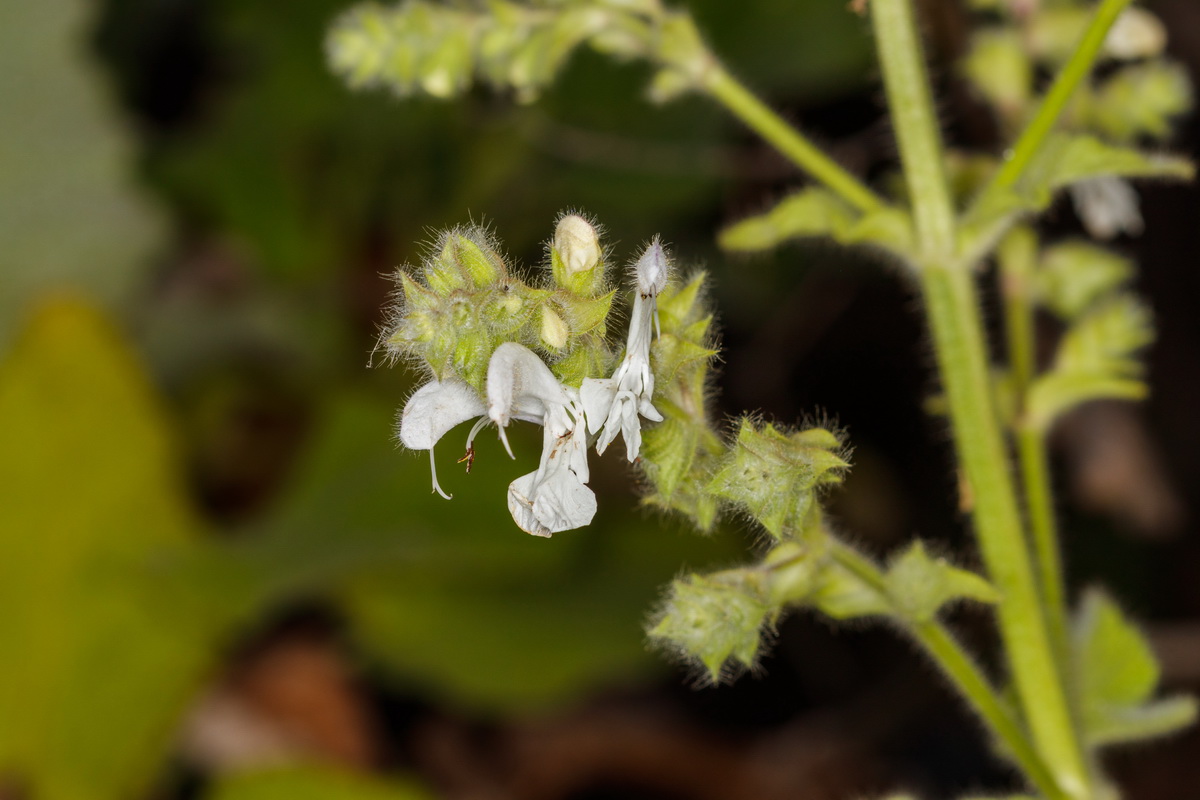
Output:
1035,240,1133,320
0,300,236,800
884,542,999,623
1026,294,1153,432
719,188,914,256
966,134,1193,234
718,188,857,252
0,0,162,349
1035,135,1194,192
1072,589,1197,747
208,766,433,800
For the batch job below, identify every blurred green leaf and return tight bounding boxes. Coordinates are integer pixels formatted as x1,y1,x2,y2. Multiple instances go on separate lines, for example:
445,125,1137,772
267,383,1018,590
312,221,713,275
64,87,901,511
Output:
1072,589,1197,747
0,299,236,800
239,393,740,710
208,766,433,800
0,0,163,347
1026,294,1153,432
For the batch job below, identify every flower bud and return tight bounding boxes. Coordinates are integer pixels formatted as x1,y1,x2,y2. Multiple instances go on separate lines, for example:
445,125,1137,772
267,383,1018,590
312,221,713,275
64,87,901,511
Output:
555,215,601,275
551,214,605,296
634,237,669,297
441,231,505,287
540,306,569,350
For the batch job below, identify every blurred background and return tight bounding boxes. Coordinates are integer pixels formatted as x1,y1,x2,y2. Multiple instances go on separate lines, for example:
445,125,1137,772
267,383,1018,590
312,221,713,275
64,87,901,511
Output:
4,1,1200,798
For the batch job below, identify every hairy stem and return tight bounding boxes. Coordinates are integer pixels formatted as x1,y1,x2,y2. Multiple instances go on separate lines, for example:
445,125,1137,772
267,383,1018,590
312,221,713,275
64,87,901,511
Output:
974,0,1133,204
922,262,1091,798
701,65,885,214
869,0,956,258
831,544,1066,800
999,228,1071,663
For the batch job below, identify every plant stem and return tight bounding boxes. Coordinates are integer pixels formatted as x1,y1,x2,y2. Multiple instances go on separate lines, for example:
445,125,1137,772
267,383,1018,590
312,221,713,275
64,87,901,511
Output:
831,544,1066,800
974,0,1133,204
869,0,956,259
701,65,885,214
1018,426,1069,659
998,228,1071,662
922,262,1091,798
869,0,1089,791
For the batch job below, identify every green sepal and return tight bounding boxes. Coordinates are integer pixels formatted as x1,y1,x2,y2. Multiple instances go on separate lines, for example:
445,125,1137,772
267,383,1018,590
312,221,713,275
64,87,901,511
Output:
557,290,615,338
1072,589,1198,748
648,569,774,683
884,541,999,623
707,420,849,540
810,562,890,621
440,230,506,287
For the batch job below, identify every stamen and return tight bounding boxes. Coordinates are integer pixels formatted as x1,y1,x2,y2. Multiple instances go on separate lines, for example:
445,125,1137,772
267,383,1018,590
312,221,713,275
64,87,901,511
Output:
497,423,515,459
429,448,452,500
466,415,490,448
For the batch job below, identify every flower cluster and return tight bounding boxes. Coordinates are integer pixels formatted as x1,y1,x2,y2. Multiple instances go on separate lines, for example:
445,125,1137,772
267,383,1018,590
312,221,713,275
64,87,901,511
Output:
387,215,670,537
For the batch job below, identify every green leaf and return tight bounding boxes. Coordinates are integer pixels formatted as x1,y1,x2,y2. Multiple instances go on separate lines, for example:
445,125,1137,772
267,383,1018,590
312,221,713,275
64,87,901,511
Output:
208,766,433,800
1026,294,1153,432
1072,589,1197,747
718,187,914,256
966,134,1193,234
884,542,999,623
1087,61,1193,143
718,188,857,252
0,300,235,800
1035,240,1133,320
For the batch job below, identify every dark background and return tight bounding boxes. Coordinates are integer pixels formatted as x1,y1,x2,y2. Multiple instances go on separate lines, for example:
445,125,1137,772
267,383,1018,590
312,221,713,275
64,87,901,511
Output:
3,0,1200,798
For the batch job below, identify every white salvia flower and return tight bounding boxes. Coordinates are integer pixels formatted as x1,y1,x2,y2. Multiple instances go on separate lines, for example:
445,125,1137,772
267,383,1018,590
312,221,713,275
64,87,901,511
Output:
487,342,596,536
1071,177,1144,240
580,238,667,462
398,378,486,499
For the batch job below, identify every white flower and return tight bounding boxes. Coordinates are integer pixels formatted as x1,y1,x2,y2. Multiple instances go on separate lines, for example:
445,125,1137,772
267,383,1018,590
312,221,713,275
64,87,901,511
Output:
397,378,486,499
580,239,667,462
1071,177,1144,240
487,342,596,537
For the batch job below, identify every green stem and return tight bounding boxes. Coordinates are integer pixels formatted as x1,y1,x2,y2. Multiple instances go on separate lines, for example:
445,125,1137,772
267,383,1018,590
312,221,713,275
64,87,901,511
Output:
701,66,885,214
831,544,1066,800
869,0,956,258
1018,426,1070,662
974,0,1133,203
998,228,1071,664
922,262,1091,798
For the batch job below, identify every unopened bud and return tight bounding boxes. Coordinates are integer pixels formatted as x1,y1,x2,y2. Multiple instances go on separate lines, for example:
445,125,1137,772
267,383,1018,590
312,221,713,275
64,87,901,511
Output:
554,215,602,275
634,237,669,297
540,306,569,350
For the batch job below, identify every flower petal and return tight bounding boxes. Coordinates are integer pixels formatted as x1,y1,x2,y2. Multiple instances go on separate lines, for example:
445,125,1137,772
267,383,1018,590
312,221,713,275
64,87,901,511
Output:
487,342,571,428
398,379,486,450
580,377,617,434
